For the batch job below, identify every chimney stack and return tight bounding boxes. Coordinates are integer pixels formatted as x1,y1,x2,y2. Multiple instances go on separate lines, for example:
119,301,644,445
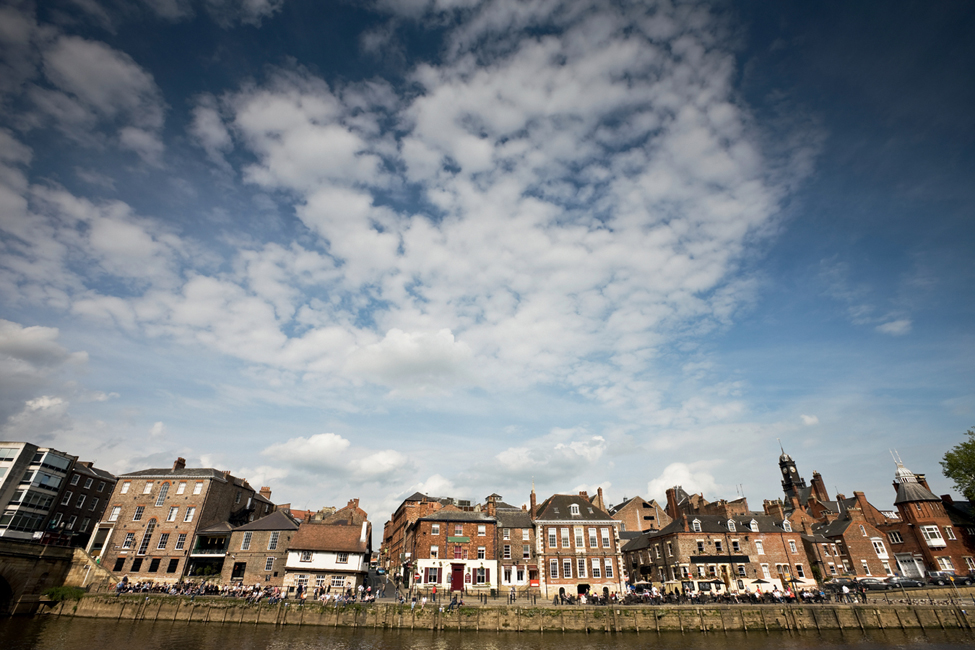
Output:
530,490,537,519
810,471,828,502
259,486,272,500
596,486,605,510
173,457,186,471
665,487,680,522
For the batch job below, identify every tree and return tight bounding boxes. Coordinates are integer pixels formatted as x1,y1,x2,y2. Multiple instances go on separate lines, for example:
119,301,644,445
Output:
941,428,975,501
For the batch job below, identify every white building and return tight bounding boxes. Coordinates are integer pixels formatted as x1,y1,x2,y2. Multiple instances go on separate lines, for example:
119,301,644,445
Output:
283,521,371,594
0,442,76,540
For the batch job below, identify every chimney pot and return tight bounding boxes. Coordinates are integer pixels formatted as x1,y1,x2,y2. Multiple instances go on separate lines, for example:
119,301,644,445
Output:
173,457,186,471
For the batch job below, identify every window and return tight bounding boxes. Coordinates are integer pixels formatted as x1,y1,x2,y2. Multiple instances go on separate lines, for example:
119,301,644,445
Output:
97,481,106,492
431,524,440,535
503,528,510,539
937,557,954,571
569,504,580,516
789,540,798,553
265,557,274,571
697,541,705,552
563,559,572,578
137,519,156,555
761,564,771,579
666,541,673,556
692,519,702,532
133,506,144,521
453,545,463,559
431,545,439,558
549,559,558,579
167,559,180,573
80,518,90,532
193,482,203,495
750,520,759,532
454,524,463,536
888,531,903,544
336,552,349,563
122,532,135,549
548,529,557,548
176,482,186,495
269,531,279,550
861,560,871,576
143,482,153,494
295,574,308,587
859,525,867,536
108,506,121,522
71,474,81,486
732,540,740,552
120,481,130,494
61,491,72,506
131,559,142,572
589,528,598,547
523,544,530,559
183,507,195,522
605,558,614,578
89,497,99,511
577,558,587,579
737,565,746,577
796,564,805,578
921,526,944,543
478,525,486,536
235,491,241,504
601,528,610,548
425,567,440,583
783,520,792,532
727,520,736,532
755,540,764,555
945,527,956,540
872,539,886,556
330,576,344,588
157,533,169,550
828,563,836,575
300,551,312,562
315,575,326,588
167,507,178,522
477,546,486,560
242,532,252,550
84,478,93,489
475,567,488,584
66,515,77,529
76,494,86,508
155,483,169,507
50,513,63,527
503,545,511,559
522,529,530,541
175,533,186,550
574,527,584,547
561,528,570,547
715,541,723,552
591,558,601,579
964,557,975,571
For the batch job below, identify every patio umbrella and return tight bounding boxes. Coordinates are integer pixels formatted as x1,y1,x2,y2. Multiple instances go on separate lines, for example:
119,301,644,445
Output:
751,579,770,584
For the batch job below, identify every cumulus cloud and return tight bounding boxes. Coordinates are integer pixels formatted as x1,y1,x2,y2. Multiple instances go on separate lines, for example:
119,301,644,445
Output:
800,414,819,426
149,421,166,438
261,432,412,484
494,428,608,483
646,461,722,503
0,319,87,419
876,319,912,336
344,329,474,395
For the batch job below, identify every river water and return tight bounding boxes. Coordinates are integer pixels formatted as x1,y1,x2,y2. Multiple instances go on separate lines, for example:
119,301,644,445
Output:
1,617,972,650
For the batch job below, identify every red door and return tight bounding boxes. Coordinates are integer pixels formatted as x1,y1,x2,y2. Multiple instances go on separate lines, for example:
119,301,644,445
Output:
451,564,465,591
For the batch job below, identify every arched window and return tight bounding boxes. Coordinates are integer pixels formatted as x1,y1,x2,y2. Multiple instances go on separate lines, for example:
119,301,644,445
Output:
727,520,736,532
154,482,169,507
137,519,156,556
691,519,702,532
782,520,792,532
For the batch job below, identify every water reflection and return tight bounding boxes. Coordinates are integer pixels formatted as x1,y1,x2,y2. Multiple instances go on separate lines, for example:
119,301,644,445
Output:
1,617,972,650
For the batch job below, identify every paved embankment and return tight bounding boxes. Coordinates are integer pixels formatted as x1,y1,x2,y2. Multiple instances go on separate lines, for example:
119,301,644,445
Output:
44,595,975,633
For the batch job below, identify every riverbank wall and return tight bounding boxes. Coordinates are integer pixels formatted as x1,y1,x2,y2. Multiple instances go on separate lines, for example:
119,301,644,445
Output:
46,595,975,633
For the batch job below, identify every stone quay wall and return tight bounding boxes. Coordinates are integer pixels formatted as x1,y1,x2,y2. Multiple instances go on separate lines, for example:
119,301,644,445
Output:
42,595,975,633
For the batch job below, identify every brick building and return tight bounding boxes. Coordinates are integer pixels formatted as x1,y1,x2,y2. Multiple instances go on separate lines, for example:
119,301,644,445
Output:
42,461,116,547
607,495,672,533
380,492,476,579
622,513,813,594
877,460,973,578
492,495,539,594
87,458,275,583
532,490,624,599
220,509,298,587
941,495,975,572
406,506,497,593
284,520,371,595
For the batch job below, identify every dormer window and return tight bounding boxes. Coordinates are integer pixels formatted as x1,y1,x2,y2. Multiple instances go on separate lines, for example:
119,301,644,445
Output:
782,520,792,532
570,504,580,516
727,520,736,532
691,519,702,532
749,519,759,532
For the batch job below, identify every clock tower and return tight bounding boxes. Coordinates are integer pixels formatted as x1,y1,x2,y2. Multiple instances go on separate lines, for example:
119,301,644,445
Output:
778,444,807,501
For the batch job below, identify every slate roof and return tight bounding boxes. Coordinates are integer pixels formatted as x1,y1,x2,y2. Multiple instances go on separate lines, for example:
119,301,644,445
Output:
656,513,792,536
894,481,941,505
534,494,615,521
416,510,495,523
233,509,298,532
496,509,532,528
943,499,975,526
122,467,228,479
73,462,116,481
198,522,235,534
290,523,369,553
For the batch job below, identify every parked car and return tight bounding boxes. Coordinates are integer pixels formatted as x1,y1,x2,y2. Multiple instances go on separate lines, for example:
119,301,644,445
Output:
824,577,858,592
858,577,890,590
925,571,972,586
885,576,924,588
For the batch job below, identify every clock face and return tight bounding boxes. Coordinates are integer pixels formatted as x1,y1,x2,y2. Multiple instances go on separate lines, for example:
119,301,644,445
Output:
782,468,788,475
791,467,797,473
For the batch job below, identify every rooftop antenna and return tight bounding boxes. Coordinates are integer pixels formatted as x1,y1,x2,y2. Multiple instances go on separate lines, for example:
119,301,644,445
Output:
890,449,904,466
778,438,784,454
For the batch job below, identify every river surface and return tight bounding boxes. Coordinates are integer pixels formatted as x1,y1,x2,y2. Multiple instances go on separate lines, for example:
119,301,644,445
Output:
1,617,972,650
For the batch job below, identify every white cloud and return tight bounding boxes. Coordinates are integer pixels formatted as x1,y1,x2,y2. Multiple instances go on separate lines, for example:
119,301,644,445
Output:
876,319,912,336
149,421,166,438
260,432,413,485
800,414,819,426
344,329,474,395
646,460,722,503
494,428,608,483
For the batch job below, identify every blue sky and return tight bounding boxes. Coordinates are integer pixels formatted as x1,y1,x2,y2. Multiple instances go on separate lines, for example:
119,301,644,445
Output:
1,0,973,525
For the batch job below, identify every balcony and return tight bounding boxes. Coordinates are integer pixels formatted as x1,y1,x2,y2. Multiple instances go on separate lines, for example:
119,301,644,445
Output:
190,547,227,556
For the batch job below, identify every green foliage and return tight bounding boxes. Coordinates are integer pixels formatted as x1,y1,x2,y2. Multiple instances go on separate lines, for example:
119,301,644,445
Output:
941,428,975,501
42,586,86,602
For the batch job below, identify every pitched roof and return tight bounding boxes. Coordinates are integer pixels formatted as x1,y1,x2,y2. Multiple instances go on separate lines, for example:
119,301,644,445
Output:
198,521,234,534
655,514,792,536
894,481,941,505
416,510,495,523
534,494,614,521
122,467,228,479
496,509,532,528
290,523,368,553
233,510,298,532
